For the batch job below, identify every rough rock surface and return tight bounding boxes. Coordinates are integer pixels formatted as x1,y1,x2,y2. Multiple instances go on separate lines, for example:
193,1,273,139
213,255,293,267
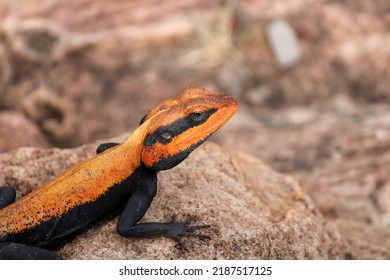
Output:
219,106,390,259
0,110,50,153
0,140,343,259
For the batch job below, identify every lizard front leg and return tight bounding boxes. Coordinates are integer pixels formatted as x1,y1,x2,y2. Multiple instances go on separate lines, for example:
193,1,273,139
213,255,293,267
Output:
96,142,120,154
116,166,210,249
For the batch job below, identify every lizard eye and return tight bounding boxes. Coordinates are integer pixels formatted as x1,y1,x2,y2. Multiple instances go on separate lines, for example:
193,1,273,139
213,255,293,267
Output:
159,132,173,144
191,111,204,122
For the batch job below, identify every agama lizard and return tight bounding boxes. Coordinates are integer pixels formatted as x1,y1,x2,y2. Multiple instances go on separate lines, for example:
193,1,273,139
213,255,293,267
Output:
0,86,237,259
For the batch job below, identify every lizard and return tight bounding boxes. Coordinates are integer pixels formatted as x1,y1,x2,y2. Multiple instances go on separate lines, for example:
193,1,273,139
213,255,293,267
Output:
0,86,237,259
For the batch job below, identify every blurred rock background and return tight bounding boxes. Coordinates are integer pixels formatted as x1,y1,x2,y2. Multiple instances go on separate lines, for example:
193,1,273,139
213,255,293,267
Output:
0,0,389,259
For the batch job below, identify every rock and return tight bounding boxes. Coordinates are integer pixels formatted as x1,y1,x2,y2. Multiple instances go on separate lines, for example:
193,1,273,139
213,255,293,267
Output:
305,130,390,229
0,111,50,153
21,84,75,144
266,19,301,69
0,139,343,259
0,46,12,92
219,106,390,259
1,0,389,148
4,18,68,62
336,219,390,260
301,120,390,259
0,1,220,147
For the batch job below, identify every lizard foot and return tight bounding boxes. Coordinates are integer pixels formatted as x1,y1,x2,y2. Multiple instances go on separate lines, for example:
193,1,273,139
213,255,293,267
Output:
167,214,210,251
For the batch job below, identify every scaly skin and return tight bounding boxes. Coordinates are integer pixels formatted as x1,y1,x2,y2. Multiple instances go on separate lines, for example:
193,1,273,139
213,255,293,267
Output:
0,86,237,259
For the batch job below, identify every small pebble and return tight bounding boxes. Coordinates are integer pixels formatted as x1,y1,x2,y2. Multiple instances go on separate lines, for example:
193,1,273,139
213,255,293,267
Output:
266,19,301,69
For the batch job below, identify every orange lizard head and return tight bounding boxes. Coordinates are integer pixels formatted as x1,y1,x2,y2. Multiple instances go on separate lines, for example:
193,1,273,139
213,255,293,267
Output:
140,86,237,170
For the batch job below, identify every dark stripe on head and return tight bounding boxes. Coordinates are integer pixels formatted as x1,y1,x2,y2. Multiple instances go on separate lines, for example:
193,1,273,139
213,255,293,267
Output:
143,108,217,147
150,138,208,170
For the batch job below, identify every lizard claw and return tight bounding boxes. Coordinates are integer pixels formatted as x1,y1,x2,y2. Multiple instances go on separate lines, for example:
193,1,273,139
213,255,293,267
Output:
167,214,210,250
